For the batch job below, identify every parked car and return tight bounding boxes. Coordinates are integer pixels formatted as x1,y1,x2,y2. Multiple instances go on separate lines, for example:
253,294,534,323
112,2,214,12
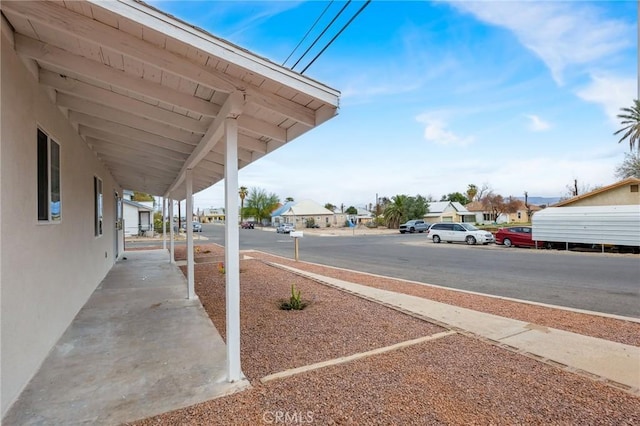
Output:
241,222,254,229
399,220,430,234
181,221,202,232
426,222,494,245
276,223,295,233
495,226,544,248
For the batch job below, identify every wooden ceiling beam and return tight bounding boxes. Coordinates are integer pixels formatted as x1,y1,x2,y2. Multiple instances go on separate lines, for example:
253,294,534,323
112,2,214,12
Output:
5,1,319,125
14,34,220,117
40,70,210,134
57,94,202,144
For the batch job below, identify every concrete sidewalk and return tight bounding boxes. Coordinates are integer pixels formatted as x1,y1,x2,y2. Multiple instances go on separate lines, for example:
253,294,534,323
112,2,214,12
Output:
4,250,248,425
272,263,640,394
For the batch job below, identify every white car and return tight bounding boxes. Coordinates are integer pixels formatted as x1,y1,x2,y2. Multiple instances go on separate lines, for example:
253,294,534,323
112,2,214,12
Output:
426,223,494,245
276,223,295,233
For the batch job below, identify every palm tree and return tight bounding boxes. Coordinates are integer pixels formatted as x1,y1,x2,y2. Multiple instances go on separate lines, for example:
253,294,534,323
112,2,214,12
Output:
238,186,248,223
383,195,407,229
615,99,640,151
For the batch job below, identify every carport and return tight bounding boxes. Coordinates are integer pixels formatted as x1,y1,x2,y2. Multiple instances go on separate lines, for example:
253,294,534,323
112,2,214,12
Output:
1,0,338,391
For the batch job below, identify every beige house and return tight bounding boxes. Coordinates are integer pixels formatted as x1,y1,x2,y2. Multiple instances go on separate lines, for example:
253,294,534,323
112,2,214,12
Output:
554,177,640,207
200,208,225,223
424,201,476,223
466,200,542,224
273,199,334,228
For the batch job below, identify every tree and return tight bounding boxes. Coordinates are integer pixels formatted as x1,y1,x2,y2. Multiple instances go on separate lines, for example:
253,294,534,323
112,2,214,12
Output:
383,195,407,229
243,187,280,225
481,193,520,222
466,184,478,202
404,194,428,219
238,186,248,222
615,151,640,179
345,206,358,215
440,192,469,205
324,203,336,212
614,99,640,151
132,191,154,202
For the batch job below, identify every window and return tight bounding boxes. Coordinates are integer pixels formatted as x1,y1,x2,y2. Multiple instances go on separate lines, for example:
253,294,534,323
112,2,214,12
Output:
94,177,103,236
37,129,61,222
631,184,639,193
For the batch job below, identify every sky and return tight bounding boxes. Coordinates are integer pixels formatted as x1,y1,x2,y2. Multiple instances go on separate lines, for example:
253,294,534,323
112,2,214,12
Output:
149,0,637,211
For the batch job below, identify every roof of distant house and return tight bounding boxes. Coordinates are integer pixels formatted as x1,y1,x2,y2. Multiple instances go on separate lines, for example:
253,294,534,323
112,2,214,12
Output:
273,199,334,217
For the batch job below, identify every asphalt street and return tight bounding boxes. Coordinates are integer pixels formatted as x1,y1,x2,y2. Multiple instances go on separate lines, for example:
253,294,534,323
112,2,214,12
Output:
128,224,640,318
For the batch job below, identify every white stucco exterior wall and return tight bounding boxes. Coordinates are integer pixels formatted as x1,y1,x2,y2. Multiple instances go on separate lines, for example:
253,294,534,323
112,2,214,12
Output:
1,28,122,416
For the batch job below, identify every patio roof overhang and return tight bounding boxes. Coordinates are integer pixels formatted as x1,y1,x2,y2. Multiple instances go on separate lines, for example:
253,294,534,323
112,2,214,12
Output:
0,0,340,201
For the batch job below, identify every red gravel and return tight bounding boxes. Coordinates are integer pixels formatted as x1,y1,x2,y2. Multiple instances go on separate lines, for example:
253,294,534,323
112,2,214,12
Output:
126,243,640,424
247,251,640,346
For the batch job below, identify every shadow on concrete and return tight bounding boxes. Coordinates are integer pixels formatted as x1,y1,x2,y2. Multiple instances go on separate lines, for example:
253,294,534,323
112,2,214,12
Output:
3,250,248,425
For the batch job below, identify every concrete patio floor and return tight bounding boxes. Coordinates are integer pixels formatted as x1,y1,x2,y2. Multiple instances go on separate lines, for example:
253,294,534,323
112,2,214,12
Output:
3,249,249,425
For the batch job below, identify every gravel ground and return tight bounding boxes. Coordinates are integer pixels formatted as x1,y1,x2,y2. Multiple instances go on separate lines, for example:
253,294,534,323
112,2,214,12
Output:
135,336,640,425
245,250,640,347
189,259,443,379
128,244,640,424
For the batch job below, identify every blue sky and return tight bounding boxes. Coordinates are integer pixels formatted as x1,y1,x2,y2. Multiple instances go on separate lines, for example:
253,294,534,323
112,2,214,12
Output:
150,1,637,210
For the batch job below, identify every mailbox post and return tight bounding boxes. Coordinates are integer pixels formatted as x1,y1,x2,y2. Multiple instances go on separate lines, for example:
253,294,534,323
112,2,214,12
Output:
290,231,303,261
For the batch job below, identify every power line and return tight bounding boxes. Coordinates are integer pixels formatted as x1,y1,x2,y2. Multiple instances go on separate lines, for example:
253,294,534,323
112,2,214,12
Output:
300,0,371,74
291,0,352,71
282,1,334,67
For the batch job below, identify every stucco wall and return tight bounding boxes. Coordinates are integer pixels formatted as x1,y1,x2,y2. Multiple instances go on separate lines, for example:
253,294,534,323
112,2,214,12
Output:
1,29,121,416
561,184,640,207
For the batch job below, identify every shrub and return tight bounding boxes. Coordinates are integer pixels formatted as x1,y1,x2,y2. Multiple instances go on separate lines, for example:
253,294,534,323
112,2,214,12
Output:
280,284,308,310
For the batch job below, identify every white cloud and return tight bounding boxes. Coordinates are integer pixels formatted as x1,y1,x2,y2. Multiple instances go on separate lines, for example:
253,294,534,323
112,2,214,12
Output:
525,114,550,132
448,1,633,85
576,75,637,125
416,113,474,146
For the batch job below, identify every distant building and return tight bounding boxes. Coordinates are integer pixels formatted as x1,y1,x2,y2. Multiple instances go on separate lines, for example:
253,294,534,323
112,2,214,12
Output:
200,208,225,223
465,200,542,224
272,199,334,228
424,201,476,223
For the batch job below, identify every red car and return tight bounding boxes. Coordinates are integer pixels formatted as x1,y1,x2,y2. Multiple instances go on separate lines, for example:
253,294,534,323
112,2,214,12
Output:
495,226,545,248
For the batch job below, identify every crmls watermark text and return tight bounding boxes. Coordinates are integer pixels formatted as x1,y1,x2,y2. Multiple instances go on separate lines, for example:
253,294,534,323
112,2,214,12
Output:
262,410,314,424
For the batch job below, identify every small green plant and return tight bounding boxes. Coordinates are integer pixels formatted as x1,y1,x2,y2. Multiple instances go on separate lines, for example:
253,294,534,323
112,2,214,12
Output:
280,284,307,310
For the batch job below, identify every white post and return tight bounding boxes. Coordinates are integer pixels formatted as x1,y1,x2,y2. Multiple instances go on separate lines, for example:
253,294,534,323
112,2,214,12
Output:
162,197,167,251
224,116,242,382
169,198,175,263
186,169,195,300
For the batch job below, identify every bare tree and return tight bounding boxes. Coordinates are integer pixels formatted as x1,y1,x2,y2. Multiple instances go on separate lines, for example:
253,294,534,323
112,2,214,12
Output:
615,151,640,179
476,183,491,202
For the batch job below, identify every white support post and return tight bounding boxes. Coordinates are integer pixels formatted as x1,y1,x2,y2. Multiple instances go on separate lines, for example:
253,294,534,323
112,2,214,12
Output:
169,198,175,263
162,197,167,251
224,116,242,382
186,169,196,300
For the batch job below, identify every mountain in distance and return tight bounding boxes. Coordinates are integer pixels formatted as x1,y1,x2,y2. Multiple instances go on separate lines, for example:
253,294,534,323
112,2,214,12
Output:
515,196,561,206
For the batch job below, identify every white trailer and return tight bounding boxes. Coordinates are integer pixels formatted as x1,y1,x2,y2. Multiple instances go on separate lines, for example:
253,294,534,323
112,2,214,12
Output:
532,205,640,251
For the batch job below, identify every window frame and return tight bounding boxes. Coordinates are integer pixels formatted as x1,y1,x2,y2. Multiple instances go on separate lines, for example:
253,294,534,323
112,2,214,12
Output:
94,176,103,237
37,127,61,223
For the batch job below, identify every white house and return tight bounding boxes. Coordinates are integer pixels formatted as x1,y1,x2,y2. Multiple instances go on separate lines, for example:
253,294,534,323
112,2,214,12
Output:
123,198,155,236
0,0,339,418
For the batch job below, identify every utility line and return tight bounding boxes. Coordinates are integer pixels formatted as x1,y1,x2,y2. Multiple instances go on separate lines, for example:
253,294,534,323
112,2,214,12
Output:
301,0,371,74
291,0,352,71
282,1,334,67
